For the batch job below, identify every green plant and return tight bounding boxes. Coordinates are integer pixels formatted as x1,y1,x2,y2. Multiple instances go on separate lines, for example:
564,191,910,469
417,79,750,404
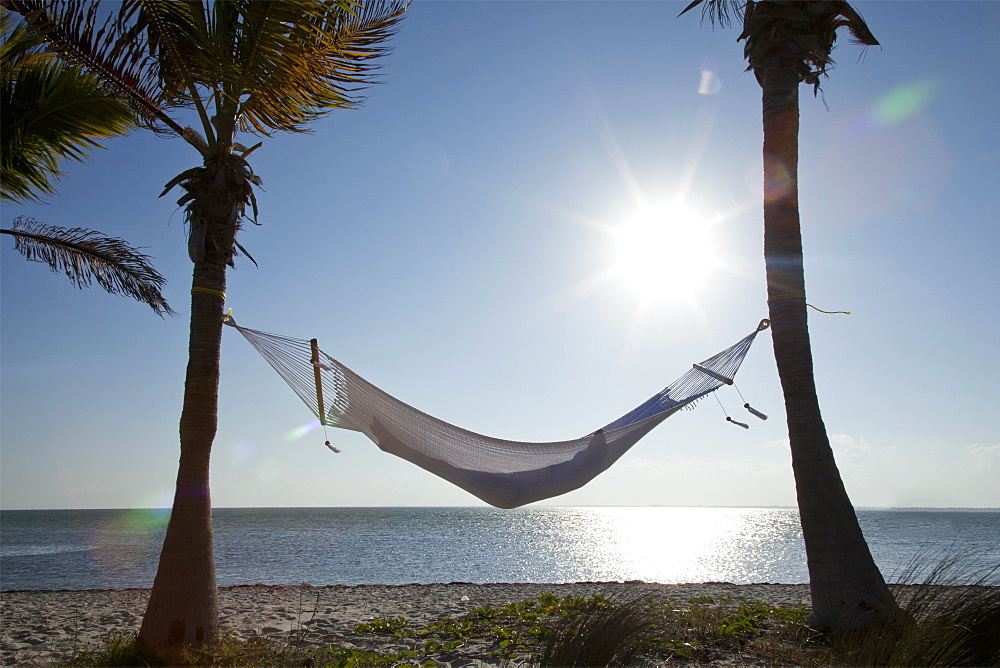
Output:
832,557,1000,666
715,601,808,637
354,615,410,635
644,595,824,664
351,591,623,662
346,591,824,665
68,631,149,666
317,646,420,666
539,594,666,666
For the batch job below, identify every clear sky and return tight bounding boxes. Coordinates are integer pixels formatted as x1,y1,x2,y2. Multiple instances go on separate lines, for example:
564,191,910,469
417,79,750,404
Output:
2,1,998,510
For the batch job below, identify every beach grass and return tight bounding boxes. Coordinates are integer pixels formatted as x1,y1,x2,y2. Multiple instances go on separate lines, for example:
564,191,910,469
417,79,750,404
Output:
64,574,1000,666
830,556,1000,666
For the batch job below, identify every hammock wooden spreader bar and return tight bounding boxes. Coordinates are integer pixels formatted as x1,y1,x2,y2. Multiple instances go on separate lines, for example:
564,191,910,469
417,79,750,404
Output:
310,338,326,426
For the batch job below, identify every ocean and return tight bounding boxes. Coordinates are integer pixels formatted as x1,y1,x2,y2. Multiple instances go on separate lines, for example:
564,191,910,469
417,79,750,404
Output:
1,507,997,591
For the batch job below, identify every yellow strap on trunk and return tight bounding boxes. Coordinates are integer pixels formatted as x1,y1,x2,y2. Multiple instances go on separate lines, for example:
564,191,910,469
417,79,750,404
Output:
192,287,226,301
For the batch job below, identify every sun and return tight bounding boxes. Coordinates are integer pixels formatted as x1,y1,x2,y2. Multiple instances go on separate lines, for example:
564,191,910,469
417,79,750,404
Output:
611,201,718,304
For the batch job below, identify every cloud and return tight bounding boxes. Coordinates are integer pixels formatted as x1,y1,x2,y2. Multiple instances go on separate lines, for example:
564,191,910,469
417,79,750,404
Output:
964,443,1000,471
830,433,874,463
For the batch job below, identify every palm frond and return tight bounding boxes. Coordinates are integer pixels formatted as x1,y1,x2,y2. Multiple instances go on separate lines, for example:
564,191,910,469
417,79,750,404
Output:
118,0,213,111
1,216,175,316
678,0,742,28
0,7,41,64
830,1,879,47
3,0,185,136
1,11,136,202
231,0,410,135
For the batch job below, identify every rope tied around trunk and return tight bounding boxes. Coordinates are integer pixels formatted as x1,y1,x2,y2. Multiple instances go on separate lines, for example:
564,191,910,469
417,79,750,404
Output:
767,293,851,315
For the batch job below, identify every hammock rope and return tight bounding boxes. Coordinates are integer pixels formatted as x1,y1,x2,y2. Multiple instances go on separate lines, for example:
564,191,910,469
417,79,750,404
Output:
225,318,770,508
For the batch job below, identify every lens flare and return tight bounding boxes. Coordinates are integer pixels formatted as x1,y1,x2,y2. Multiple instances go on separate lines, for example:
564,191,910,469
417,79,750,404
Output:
134,489,173,513
84,508,170,587
698,60,721,95
284,419,321,442
226,439,256,463
870,80,936,128
763,160,793,201
122,507,170,529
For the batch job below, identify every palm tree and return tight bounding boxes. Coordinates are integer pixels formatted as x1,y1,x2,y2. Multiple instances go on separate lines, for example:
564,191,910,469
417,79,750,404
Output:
4,0,407,659
680,0,901,630
2,9,171,314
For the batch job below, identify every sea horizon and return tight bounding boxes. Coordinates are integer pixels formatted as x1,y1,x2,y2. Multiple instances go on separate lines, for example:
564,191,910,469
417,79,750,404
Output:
3,506,998,592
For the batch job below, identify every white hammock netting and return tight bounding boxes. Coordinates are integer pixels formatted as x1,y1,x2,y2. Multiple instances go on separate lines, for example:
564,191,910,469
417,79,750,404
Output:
226,319,770,508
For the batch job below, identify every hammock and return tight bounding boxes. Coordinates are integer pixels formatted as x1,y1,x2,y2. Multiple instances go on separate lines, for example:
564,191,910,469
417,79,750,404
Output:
226,318,770,508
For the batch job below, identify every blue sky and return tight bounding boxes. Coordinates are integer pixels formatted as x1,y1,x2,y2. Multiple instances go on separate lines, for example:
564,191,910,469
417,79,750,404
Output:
2,1,998,510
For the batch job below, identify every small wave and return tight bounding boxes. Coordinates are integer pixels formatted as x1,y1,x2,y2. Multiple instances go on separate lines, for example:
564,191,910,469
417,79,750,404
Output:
0,545,87,558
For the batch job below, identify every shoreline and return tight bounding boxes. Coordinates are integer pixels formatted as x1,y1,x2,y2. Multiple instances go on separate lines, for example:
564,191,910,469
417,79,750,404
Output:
2,581,813,664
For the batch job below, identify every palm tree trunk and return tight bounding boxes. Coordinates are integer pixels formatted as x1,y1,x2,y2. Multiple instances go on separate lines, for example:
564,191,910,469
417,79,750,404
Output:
760,64,898,630
137,259,226,661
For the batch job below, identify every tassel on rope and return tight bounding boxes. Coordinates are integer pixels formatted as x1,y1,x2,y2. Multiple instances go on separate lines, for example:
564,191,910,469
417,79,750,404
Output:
323,421,340,453
726,417,750,429
714,393,750,429
733,384,767,421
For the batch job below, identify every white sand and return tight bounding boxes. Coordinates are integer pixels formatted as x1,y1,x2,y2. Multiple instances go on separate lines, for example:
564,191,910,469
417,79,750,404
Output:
1,581,813,664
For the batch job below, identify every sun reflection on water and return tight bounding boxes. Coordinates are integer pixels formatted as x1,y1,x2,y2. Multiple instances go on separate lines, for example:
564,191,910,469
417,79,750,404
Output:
525,507,804,584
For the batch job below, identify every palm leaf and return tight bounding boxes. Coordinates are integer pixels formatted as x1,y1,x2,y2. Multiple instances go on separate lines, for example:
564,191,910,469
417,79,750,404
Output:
1,216,175,316
828,1,879,47
3,0,185,136
117,0,213,109
93,1,408,141
208,0,409,136
1,9,136,202
678,0,741,27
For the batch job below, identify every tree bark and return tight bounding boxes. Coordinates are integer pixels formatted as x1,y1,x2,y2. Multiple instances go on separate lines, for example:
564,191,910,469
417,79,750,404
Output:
760,64,898,630
137,259,226,662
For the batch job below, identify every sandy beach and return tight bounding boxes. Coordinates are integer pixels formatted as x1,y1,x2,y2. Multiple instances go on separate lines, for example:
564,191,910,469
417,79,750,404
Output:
1,581,813,664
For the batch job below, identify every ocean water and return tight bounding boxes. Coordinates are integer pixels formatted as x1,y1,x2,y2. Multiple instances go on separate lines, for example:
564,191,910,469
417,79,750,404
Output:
1,507,997,591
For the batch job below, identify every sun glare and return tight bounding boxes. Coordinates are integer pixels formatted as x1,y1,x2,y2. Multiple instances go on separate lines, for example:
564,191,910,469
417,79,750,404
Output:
611,201,718,303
